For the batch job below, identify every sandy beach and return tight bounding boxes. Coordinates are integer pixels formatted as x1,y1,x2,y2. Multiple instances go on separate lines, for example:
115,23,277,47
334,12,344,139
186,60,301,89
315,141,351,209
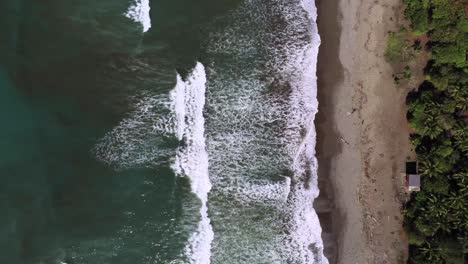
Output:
314,0,414,263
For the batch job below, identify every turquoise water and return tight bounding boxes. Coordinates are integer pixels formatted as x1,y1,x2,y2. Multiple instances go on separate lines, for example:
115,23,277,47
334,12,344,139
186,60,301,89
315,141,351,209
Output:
0,0,326,263
0,0,228,263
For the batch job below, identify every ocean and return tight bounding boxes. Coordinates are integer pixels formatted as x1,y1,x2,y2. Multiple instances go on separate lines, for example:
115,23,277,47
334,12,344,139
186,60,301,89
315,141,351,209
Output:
0,0,326,263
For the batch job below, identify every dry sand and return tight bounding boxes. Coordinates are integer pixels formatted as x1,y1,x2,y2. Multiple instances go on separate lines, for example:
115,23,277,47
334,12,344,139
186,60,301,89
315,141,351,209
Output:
314,0,414,263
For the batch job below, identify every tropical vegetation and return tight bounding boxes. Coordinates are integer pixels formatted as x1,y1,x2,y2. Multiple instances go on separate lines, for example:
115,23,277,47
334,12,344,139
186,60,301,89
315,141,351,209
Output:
403,0,467,263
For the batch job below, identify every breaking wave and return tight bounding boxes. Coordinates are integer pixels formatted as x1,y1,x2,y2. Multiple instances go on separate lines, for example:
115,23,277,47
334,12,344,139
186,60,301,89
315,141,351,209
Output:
171,63,214,264
125,0,151,32
93,89,179,169
94,63,214,264
201,0,327,262
97,0,327,262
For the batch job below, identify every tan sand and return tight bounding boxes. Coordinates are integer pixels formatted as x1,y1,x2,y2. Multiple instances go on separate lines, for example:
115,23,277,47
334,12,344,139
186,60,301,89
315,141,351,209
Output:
314,0,413,263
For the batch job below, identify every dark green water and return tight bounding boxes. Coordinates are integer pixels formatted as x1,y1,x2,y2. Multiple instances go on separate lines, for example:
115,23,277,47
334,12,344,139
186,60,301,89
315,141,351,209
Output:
1,0,328,263
0,0,239,263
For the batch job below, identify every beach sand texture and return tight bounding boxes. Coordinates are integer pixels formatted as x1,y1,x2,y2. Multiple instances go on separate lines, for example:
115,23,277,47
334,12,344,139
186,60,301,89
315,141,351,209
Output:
315,0,413,263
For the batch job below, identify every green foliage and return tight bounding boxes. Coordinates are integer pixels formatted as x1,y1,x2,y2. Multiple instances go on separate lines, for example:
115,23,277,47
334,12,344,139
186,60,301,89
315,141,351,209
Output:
424,177,450,194
393,66,413,84
404,0,430,34
385,31,414,63
432,44,467,68
430,28,461,43
407,88,457,139
408,231,426,246
439,239,465,263
404,0,468,262
458,19,468,33
404,0,468,68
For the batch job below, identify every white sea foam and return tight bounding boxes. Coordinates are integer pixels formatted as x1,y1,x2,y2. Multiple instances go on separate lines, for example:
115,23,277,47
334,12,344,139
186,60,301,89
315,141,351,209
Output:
169,75,187,141
98,0,326,261
95,63,214,263
202,0,328,262
171,63,214,264
279,0,327,262
125,0,151,32
93,93,178,169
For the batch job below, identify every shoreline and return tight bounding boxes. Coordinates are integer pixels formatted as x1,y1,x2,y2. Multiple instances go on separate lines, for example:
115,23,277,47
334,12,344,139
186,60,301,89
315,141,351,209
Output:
313,0,343,262
314,0,411,262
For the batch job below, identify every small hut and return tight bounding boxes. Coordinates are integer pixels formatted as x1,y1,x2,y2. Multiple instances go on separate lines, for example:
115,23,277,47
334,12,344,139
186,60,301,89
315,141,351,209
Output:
407,174,421,192
405,161,421,192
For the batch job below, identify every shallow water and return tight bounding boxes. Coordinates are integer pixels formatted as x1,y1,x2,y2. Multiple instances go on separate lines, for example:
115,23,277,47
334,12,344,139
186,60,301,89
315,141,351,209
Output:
0,0,326,263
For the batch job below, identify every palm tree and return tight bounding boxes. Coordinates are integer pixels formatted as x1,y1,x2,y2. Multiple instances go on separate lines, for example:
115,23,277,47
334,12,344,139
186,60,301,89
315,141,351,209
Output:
418,241,443,263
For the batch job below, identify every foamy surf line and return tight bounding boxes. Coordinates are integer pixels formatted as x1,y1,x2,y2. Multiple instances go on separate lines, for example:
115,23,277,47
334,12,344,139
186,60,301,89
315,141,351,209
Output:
171,63,214,264
201,0,328,262
125,0,151,32
285,0,328,262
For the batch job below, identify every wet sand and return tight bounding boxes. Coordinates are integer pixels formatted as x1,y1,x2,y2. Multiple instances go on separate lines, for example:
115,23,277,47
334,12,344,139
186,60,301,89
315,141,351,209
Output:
314,0,412,263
